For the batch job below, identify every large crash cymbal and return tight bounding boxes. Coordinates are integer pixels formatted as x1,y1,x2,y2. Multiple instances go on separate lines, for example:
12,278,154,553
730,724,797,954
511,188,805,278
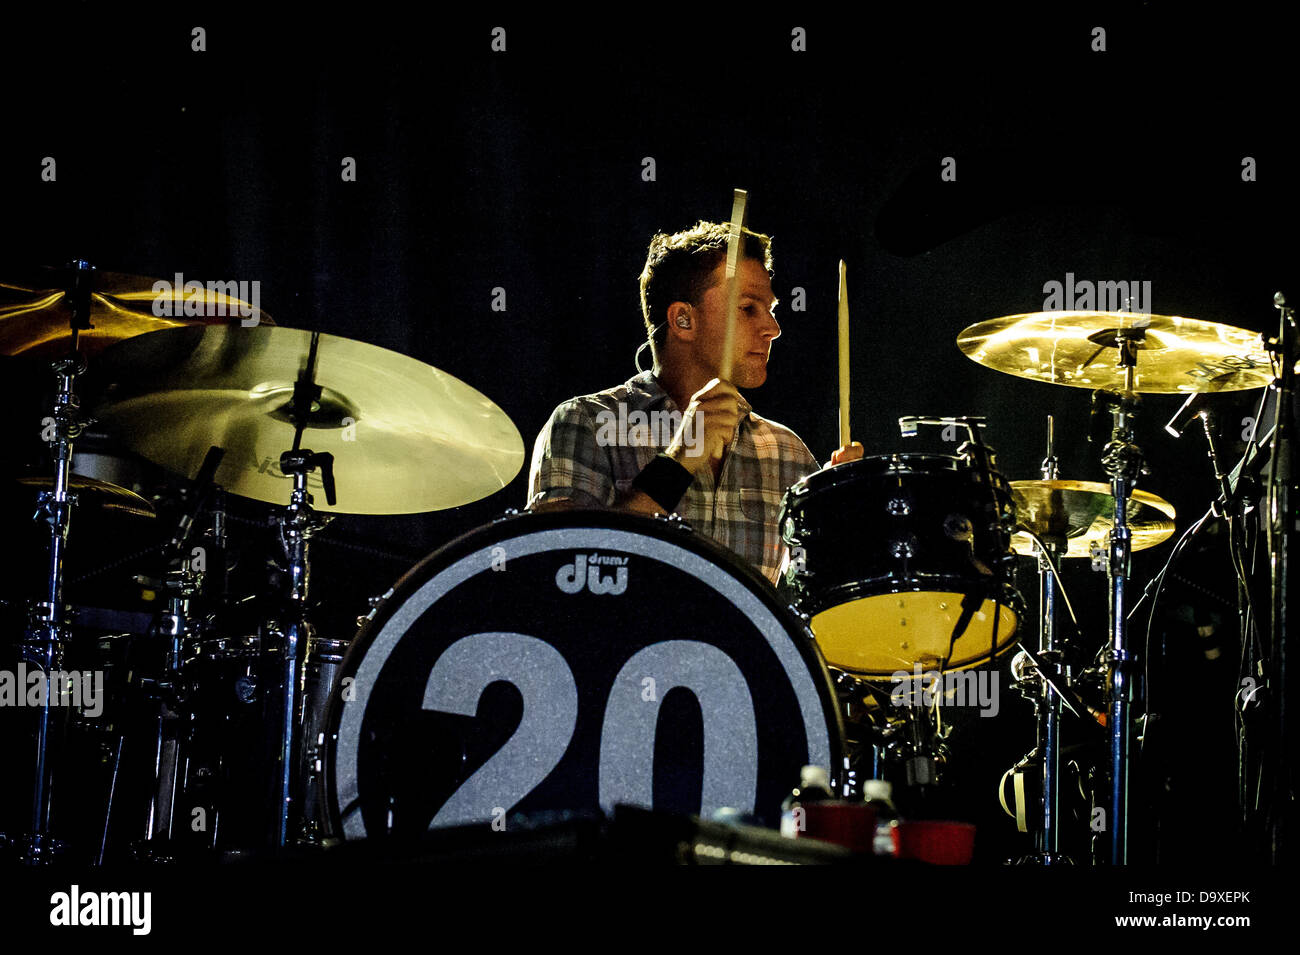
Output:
1,266,271,358
958,311,1273,393
90,325,524,515
1011,479,1176,558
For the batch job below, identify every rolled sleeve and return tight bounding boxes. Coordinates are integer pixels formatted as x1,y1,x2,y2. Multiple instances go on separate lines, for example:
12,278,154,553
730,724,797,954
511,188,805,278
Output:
527,400,617,509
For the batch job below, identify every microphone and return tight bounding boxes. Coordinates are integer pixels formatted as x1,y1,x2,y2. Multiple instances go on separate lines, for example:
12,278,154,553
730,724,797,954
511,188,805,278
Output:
1166,392,1238,512
68,259,94,331
1164,392,1212,438
171,445,225,550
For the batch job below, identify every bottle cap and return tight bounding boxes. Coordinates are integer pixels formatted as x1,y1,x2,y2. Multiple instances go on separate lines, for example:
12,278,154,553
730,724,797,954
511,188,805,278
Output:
863,779,893,801
799,765,831,791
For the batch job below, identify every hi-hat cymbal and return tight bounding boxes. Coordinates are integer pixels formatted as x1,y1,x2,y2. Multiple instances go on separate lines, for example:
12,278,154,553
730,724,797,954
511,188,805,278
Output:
957,311,1273,393
15,474,155,518
90,324,524,515
1011,479,1176,558
1,266,271,359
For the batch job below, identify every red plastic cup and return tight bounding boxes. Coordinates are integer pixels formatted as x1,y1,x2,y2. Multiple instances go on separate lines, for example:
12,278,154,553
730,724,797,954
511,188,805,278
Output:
796,802,877,854
897,820,976,865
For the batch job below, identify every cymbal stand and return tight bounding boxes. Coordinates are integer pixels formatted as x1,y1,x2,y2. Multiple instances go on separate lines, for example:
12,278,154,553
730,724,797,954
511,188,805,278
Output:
19,259,94,864
133,563,201,860
271,330,335,849
1264,292,1296,861
1096,332,1146,865
121,449,227,861
1017,416,1073,864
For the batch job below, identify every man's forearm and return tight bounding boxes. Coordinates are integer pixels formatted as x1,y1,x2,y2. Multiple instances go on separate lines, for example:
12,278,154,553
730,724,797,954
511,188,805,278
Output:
614,486,669,516
530,488,666,516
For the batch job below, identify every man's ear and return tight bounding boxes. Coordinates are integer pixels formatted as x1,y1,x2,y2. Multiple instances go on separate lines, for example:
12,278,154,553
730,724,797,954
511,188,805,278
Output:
667,302,696,341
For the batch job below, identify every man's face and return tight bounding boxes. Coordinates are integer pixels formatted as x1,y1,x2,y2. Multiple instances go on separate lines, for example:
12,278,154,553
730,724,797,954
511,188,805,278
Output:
692,256,781,388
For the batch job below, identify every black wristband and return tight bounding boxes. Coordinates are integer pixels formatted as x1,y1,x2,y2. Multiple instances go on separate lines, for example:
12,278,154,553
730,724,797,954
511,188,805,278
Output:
632,453,694,512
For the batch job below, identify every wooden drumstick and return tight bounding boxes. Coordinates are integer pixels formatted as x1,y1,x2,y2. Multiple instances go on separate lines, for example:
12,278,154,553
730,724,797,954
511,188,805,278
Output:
718,188,748,382
838,259,850,448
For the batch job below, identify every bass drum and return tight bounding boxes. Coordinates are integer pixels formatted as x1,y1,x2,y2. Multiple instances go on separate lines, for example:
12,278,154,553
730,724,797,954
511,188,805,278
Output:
323,509,843,840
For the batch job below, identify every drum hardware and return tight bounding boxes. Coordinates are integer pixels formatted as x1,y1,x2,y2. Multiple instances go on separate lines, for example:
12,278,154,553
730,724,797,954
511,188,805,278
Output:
133,563,204,860
830,667,949,794
295,636,351,847
1089,331,1148,865
268,330,338,850
13,259,97,864
113,446,232,861
78,321,527,857
1010,418,1090,863
1007,619,1069,866
958,306,1291,863
1260,292,1295,863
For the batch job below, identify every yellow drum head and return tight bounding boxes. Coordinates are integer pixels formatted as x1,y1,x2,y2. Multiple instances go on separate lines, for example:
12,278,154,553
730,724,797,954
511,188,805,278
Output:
811,591,1019,677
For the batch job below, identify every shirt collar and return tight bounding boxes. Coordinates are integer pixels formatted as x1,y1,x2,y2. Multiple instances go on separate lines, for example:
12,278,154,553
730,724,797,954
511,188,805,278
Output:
627,370,754,419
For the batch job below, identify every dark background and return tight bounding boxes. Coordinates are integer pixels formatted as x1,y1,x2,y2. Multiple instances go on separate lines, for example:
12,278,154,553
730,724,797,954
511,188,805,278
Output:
1,6,1292,864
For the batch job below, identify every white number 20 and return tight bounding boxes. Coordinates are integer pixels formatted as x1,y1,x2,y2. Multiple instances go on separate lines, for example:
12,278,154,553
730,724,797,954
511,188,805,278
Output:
421,633,758,828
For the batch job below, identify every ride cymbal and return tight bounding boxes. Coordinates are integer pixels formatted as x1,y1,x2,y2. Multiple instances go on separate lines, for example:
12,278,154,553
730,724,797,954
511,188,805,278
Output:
1011,479,1176,558
90,325,524,515
958,311,1273,393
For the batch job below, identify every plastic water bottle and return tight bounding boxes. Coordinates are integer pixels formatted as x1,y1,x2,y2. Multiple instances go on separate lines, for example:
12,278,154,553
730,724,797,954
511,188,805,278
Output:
780,765,833,838
863,779,900,857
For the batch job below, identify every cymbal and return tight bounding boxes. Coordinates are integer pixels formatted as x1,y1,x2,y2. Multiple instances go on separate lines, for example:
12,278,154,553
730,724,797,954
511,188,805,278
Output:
957,311,1273,393
90,325,524,515
15,474,155,518
1,266,271,359
1011,479,1176,558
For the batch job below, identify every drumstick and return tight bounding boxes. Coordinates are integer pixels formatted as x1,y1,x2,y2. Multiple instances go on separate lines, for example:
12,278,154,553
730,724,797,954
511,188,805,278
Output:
838,259,850,448
718,188,748,381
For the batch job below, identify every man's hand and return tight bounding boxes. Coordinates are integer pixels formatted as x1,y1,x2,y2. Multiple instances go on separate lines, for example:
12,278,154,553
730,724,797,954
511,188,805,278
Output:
829,441,864,466
667,378,742,474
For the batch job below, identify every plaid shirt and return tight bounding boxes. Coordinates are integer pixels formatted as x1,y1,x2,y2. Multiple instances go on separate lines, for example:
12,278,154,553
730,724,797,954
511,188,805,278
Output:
527,371,820,583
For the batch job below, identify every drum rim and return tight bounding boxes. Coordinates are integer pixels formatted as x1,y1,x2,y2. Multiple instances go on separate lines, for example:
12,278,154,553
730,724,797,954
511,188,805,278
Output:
781,451,1017,514
322,507,846,840
788,452,970,489
795,575,1025,611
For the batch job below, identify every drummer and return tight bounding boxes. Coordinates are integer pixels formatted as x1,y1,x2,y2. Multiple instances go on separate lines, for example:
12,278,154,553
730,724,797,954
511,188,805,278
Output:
527,220,862,584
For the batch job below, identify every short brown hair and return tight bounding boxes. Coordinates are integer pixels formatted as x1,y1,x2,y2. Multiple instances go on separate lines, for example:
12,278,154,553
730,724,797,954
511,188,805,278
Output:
638,220,774,364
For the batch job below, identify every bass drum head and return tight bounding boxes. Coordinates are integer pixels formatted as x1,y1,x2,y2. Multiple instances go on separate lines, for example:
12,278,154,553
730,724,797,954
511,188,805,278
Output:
324,509,843,840
810,592,1019,675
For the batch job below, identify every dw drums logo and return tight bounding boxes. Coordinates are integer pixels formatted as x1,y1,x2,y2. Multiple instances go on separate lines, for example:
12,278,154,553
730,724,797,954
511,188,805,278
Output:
555,553,629,595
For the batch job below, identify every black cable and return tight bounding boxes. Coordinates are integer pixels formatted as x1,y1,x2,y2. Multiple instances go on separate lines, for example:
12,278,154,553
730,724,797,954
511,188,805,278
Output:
1018,528,1084,638
1137,505,1215,755
70,542,171,584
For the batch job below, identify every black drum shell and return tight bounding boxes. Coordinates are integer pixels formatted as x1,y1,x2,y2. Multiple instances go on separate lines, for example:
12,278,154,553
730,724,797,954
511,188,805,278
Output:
780,454,1023,674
